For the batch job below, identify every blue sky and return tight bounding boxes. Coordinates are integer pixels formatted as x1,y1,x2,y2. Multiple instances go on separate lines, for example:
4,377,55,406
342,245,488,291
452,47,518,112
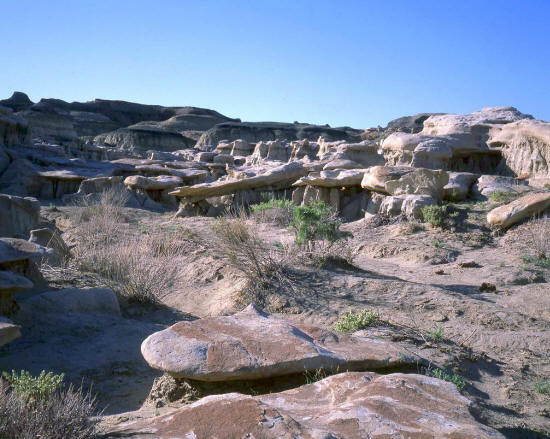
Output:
1,0,549,128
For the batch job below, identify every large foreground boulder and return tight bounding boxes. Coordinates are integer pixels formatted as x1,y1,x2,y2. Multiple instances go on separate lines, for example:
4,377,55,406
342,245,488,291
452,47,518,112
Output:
141,304,416,381
106,372,504,439
487,192,550,229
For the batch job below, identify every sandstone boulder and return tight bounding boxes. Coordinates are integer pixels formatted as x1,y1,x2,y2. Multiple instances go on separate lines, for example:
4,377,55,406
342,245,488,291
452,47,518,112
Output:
293,169,366,188
384,168,449,200
29,228,71,264
23,287,120,316
124,175,183,191
487,193,550,229
107,372,504,439
141,304,416,381
0,270,33,315
360,166,414,193
444,172,478,201
489,119,550,178
473,175,530,198
169,162,307,202
0,194,40,238
0,316,20,347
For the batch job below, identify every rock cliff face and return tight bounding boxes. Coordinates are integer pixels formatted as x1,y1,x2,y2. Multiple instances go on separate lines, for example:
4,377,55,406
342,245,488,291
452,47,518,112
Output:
8,95,239,146
196,121,362,150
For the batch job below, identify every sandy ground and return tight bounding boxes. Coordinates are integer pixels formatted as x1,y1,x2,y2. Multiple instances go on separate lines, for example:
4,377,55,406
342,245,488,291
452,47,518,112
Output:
0,202,548,438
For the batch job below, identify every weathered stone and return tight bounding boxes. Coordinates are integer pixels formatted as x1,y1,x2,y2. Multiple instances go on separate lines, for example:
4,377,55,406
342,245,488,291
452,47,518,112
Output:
0,316,20,347
473,175,530,198
360,165,414,193
106,372,504,439
384,168,449,200
0,270,33,315
487,193,550,228
322,159,363,170
169,162,307,202
141,304,416,381
293,169,366,188
29,228,71,264
444,172,478,201
489,119,550,178
124,175,183,191
23,287,120,316
0,194,40,238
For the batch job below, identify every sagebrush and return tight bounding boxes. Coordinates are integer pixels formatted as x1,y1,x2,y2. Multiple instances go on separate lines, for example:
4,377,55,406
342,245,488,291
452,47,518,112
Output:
0,371,97,439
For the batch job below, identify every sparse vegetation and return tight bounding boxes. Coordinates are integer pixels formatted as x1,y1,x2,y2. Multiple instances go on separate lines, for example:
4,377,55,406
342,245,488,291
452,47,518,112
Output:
420,205,458,228
0,371,97,438
290,202,353,265
432,239,445,249
250,198,293,225
70,190,186,306
2,370,64,402
333,310,380,333
431,368,466,391
427,324,444,342
534,380,550,395
488,190,520,204
303,368,329,384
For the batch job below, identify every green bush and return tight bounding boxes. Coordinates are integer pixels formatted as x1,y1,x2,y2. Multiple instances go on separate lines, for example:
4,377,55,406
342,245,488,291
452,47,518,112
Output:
290,202,344,246
431,368,466,390
2,370,64,402
333,310,380,332
535,380,550,394
488,190,519,204
427,324,444,342
250,198,293,213
0,371,98,438
250,198,294,225
420,205,458,228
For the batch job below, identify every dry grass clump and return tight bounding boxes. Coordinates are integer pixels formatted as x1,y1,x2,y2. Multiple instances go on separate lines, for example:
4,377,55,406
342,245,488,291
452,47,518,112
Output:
69,188,188,306
210,215,296,308
0,377,98,439
69,187,130,246
74,232,185,306
524,216,550,260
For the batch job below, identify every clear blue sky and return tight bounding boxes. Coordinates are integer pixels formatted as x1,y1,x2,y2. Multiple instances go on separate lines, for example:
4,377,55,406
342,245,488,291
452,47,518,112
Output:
1,0,549,128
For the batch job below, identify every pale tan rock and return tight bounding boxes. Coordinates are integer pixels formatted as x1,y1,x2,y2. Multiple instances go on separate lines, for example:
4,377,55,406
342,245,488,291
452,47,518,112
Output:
360,165,414,193
124,175,183,191
489,119,550,177
293,169,367,188
141,304,416,381
169,162,306,201
487,193,550,228
384,168,449,200
107,372,504,439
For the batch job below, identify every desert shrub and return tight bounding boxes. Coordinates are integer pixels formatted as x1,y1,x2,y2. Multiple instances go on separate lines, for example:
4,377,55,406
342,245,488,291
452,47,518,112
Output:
535,380,550,394
488,190,520,204
250,198,293,225
69,187,130,246
211,217,282,282
289,202,353,265
291,202,342,246
427,324,444,342
332,310,380,332
74,231,185,306
2,370,64,402
398,221,425,235
420,204,458,228
431,368,466,391
0,372,97,439
523,217,550,262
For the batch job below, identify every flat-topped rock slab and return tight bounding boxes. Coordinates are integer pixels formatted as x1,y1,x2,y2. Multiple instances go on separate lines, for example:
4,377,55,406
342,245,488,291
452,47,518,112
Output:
141,304,416,381
106,372,504,439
